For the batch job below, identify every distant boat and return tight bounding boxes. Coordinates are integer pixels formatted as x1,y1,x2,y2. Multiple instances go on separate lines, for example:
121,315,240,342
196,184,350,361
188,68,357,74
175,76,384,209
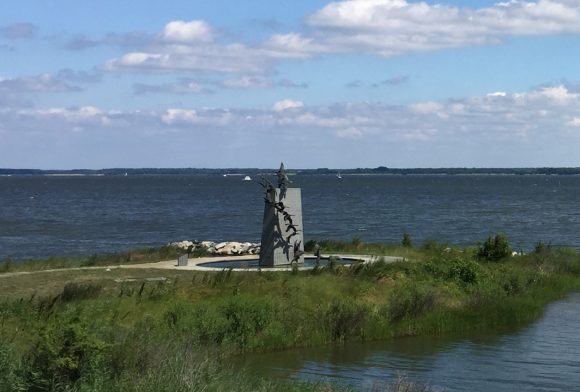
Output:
223,174,227,177
243,175,252,181
337,172,342,179
124,172,128,177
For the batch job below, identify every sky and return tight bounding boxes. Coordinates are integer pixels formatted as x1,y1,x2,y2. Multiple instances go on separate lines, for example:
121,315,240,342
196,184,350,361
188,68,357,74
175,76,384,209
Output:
2,0,580,169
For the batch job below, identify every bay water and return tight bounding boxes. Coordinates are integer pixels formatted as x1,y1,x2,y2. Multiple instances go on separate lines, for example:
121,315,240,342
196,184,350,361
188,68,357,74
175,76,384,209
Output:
2,174,580,390
1,174,580,260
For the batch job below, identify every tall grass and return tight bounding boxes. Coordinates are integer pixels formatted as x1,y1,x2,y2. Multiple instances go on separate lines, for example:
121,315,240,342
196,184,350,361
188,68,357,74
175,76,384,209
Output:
2,238,580,390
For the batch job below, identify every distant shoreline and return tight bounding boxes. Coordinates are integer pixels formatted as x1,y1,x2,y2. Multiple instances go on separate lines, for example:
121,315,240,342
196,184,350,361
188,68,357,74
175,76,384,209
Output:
2,167,580,177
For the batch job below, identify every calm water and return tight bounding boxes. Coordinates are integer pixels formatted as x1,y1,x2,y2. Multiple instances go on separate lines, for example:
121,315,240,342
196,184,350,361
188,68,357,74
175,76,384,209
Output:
1,174,580,260
235,294,580,392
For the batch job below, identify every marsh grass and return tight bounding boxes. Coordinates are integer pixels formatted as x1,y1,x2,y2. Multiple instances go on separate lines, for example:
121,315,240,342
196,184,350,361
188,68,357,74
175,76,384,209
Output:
2,238,580,391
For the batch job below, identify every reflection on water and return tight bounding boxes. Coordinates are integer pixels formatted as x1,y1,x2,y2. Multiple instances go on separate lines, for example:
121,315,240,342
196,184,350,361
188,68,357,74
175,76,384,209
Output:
235,294,580,391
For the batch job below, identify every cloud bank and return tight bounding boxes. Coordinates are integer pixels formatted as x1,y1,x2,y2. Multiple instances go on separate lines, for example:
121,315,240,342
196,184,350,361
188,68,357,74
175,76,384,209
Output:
2,85,580,167
103,1,580,74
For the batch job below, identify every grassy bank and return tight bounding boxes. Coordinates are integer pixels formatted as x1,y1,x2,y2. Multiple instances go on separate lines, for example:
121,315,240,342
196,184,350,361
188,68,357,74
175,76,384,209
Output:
0,245,186,273
1,238,580,391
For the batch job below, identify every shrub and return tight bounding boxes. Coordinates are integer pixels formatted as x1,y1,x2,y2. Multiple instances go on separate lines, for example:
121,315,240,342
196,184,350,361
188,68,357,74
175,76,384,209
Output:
534,241,552,254
304,240,317,252
402,233,413,248
477,233,511,262
24,319,110,389
448,258,479,284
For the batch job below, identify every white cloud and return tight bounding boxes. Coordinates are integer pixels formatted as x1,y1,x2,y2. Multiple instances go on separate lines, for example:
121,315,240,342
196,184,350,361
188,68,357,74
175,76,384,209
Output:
162,20,214,43
5,84,580,167
410,101,444,114
162,109,198,124
273,99,304,112
538,85,578,104
306,0,580,56
104,2,580,75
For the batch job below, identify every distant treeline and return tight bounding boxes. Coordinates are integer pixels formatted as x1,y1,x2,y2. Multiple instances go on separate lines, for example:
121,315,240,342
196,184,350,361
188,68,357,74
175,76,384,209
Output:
2,167,580,176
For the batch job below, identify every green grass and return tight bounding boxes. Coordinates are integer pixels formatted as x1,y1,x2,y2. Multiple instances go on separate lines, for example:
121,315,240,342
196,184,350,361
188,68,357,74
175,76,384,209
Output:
2,238,580,391
0,245,188,273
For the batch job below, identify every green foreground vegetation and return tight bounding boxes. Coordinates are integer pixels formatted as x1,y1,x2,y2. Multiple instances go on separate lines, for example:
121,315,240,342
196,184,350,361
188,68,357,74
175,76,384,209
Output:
2,236,580,391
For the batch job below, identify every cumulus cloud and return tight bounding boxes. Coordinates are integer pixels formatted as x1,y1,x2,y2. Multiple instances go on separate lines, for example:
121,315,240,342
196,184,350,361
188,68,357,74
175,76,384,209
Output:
306,0,580,56
0,23,37,39
4,84,580,167
273,99,305,111
4,84,580,136
161,108,199,124
487,91,507,97
162,20,214,43
103,1,580,76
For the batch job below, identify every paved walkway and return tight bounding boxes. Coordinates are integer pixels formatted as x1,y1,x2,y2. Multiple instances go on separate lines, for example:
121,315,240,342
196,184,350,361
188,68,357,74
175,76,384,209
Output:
0,254,404,278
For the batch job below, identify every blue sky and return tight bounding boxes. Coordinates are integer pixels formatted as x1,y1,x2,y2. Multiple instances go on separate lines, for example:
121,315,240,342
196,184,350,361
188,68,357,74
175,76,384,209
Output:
2,0,580,169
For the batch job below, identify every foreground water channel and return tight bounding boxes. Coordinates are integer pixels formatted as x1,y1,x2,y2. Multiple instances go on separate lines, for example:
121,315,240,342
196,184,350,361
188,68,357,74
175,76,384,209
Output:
235,294,580,392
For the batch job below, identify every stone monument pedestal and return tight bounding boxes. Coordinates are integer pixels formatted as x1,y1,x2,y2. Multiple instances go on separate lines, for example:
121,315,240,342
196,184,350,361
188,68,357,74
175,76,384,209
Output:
177,254,188,266
259,188,304,266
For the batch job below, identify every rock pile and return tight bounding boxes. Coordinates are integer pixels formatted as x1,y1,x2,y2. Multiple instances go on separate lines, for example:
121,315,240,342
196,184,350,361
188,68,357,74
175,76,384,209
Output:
169,240,261,256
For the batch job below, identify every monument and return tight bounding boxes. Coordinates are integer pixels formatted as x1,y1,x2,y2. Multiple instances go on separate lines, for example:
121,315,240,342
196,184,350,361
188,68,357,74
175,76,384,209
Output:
259,163,305,266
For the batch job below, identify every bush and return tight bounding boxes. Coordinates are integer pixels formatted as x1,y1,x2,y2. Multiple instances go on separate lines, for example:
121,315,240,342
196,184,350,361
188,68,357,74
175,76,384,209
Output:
402,233,413,248
477,233,511,262
534,241,552,254
304,240,317,252
24,319,110,389
448,258,479,284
